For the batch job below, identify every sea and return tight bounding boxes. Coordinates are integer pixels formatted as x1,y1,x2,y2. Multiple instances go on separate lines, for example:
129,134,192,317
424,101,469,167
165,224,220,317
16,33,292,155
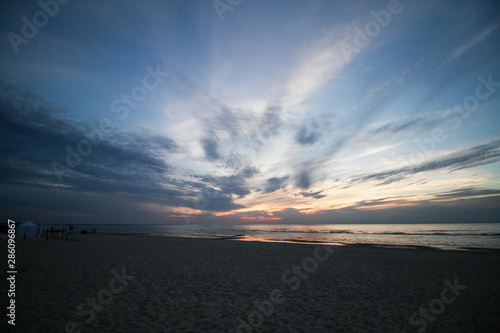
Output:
65,223,500,251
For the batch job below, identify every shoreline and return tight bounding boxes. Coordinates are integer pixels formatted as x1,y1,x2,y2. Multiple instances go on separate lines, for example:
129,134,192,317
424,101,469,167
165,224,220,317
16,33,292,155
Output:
6,230,500,254
3,222,499,252
64,232,500,254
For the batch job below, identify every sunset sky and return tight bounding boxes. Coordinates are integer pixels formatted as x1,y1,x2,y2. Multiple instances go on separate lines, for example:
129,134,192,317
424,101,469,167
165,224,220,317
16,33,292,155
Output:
1,0,499,225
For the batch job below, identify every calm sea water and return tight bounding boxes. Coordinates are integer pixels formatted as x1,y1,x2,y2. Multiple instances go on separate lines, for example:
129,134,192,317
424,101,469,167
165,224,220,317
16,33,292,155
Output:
67,223,500,251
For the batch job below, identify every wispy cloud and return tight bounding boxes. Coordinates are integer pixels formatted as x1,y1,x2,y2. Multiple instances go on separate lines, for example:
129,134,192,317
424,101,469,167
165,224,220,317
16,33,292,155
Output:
432,187,500,200
363,110,460,141
349,139,500,185
443,24,498,65
297,190,326,199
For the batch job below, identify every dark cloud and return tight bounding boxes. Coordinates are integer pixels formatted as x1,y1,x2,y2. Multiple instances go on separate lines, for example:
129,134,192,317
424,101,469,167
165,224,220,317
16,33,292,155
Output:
263,176,289,194
295,122,320,145
198,166,259,199
189,193,246,212
350,139,500,185
350,197,416,209
0,81,250,224
432,187,500,200
295,115,335,146
297,190,326,199
0,88,176,193
201,136,221,161
186,166,260,212
369,117,424,137
259,105,282,139
296,170,311,189
239,166,260,178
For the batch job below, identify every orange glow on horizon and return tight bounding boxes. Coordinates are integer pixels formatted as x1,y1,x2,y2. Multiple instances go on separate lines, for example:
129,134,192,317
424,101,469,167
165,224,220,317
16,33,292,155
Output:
240,216,282,222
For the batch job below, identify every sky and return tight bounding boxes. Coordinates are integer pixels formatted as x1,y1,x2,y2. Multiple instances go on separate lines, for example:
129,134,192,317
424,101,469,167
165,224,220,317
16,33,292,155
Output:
1,0,500,225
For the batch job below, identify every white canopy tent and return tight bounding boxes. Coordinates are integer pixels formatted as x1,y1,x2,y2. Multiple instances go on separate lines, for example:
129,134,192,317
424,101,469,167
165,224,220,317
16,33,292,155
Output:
16,221,38,238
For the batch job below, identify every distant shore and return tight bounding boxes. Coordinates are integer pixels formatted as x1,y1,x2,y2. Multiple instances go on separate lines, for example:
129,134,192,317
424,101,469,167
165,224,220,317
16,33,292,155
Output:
8,234,500,332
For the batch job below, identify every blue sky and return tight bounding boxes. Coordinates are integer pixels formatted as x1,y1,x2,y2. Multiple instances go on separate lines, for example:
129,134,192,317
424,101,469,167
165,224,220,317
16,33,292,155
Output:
1,0,499,224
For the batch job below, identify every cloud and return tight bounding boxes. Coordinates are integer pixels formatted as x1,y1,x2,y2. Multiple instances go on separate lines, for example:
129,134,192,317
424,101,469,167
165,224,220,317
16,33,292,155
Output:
0,80,251,222
175,74,279,175
444,24,498,64
258,188,500,224
201,135,221,161
349,187,500,210
288,78,398,190
0,90,165,187
295,170,312,189
432,187,500,200
263,176,289,194
187,166,260,212
364,111,460,140
198,166,259,199
297,190,326,199
190,194,246,212
281,34,352,110
295,119,322,145
175,30,354,194
349,139,500,185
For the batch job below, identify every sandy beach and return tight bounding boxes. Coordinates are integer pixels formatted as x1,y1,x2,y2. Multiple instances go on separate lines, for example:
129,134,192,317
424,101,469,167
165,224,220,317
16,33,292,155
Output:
4,234,500,332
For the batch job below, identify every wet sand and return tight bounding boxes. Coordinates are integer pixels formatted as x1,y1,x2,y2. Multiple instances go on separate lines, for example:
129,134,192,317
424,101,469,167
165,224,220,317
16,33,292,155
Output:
4,234,500,332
